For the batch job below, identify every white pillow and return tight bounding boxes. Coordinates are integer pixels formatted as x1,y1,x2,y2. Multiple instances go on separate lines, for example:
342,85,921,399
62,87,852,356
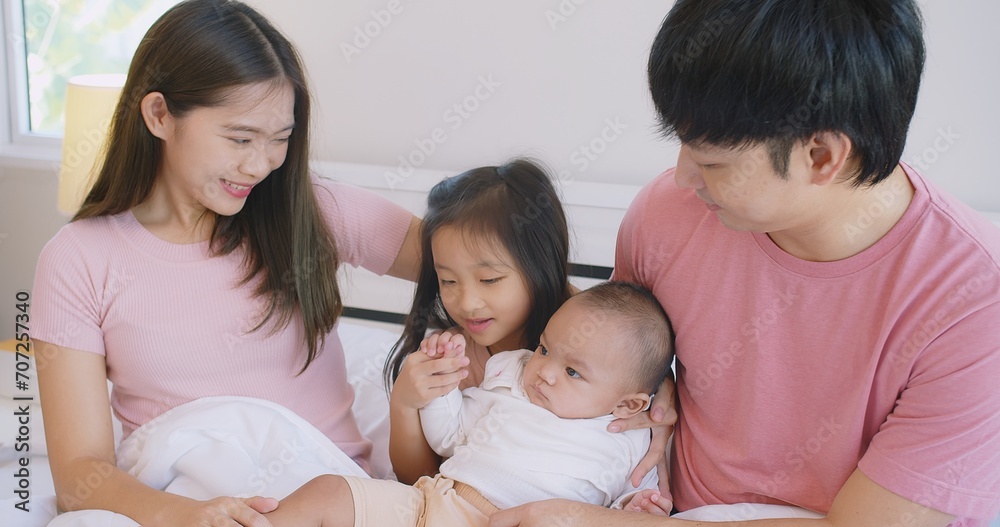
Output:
339,319,403,480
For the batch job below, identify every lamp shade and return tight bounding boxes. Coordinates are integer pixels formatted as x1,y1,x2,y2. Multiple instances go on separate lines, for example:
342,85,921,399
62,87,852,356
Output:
58,74,126,215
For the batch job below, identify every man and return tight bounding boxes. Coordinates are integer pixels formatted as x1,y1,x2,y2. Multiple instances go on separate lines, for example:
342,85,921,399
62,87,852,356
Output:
492,1,1000,526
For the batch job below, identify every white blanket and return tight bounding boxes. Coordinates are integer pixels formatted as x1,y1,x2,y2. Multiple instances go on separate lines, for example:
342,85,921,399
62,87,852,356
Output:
46,396,369,527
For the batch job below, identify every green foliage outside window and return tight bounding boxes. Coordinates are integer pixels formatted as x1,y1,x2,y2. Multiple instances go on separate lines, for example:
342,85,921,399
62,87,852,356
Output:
23,0,178,134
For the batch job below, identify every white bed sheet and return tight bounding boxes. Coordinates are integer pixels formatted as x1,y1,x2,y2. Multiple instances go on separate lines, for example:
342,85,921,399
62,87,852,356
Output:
0,319,398,527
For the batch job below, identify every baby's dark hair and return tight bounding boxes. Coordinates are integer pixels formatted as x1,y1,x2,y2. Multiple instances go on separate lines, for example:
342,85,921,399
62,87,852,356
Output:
384,158,572,390
574,281,674,394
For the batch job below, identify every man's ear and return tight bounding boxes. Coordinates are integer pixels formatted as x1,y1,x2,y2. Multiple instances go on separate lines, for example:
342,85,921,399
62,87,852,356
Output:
803,130,854,186
140,91,174,140
612,393,651,419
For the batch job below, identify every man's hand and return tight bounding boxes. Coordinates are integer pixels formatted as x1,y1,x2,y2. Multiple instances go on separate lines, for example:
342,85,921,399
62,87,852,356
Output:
610,376,677,490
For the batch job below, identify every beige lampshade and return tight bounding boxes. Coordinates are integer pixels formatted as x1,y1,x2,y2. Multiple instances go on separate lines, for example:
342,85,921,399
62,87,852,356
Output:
58,74,126,215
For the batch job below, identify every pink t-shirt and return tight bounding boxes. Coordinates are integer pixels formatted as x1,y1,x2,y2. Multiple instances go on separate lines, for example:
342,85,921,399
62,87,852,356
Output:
31,178,412,471
614,164,1000,525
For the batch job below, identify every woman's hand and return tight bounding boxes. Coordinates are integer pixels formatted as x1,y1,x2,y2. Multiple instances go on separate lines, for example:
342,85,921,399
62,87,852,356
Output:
390,331,469,410
623,489,672,516
609,375,677,491
162,496,278,527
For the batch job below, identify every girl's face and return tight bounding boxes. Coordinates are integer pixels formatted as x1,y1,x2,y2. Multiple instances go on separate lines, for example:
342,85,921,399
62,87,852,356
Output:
431,225,533,352
154,81,295,218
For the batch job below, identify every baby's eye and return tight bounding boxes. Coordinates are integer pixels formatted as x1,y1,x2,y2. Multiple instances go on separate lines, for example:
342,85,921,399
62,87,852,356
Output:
566,367,580,378
538,345,549,356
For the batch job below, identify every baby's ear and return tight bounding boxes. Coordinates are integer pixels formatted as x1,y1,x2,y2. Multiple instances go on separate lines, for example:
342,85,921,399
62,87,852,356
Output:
612,393,651,419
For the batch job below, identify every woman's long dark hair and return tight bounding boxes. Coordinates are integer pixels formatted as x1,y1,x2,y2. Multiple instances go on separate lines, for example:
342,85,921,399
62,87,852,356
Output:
75,0,341,371
384,158,571,390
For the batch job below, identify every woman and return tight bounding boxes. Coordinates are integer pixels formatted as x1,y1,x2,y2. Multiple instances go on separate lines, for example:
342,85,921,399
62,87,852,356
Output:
32,1,419,525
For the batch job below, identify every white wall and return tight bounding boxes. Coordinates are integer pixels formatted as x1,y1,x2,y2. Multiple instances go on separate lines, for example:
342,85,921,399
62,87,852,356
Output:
3,0,1000,335
250,0,1000,211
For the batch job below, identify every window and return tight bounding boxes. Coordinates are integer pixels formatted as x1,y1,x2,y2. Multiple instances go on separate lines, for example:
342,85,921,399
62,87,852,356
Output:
2,0,178,148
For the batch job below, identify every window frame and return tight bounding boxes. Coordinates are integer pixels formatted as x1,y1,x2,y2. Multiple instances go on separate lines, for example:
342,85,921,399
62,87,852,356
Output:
0,0,89,169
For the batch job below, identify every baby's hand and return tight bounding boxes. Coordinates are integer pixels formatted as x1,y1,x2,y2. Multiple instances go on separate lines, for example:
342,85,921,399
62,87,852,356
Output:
391,332,469,410
623,489,672,516
419,330,467,359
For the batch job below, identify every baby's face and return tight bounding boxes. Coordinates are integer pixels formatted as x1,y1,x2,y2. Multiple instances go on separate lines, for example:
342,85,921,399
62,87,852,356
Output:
521,296,637,419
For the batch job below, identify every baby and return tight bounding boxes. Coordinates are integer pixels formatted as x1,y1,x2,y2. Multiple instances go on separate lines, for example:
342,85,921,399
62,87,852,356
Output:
265,281,675,526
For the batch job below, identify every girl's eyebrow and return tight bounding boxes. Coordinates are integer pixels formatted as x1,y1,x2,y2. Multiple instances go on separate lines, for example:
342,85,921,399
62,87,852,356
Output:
222,123,296,134
433,261,511,272
477,261,512,271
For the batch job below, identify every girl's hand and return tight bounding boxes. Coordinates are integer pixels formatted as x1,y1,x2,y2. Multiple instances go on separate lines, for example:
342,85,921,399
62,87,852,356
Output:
391,341,470,410
608,375,677,492
622,489,672,516
166,496,278,527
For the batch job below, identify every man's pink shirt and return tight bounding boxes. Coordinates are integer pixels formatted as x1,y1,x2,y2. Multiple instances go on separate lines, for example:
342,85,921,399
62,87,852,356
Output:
615,164,1000,525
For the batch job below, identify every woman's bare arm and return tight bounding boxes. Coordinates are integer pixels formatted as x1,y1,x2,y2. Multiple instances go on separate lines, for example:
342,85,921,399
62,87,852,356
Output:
36,339,274,526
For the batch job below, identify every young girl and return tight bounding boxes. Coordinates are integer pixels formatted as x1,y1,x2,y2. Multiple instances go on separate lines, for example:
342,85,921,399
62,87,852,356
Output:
384,158,573,483
260,281,674,527
32,1,419,525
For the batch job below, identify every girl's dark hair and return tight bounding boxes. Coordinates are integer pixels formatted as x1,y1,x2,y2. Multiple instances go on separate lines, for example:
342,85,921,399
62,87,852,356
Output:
75,0,341,371
384,159,571,389
647,0,925,186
